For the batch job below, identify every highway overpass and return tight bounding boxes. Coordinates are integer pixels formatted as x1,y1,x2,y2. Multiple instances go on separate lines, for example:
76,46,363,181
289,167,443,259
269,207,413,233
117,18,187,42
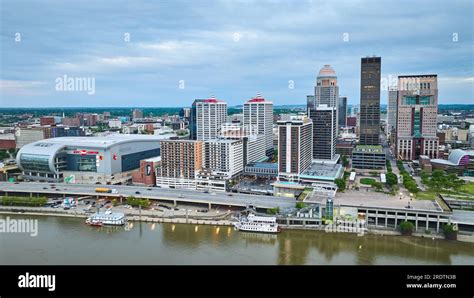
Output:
0,182,296,210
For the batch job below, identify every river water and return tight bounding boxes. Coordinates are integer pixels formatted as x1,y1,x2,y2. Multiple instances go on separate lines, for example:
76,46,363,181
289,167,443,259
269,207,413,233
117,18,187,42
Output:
1,215,473,265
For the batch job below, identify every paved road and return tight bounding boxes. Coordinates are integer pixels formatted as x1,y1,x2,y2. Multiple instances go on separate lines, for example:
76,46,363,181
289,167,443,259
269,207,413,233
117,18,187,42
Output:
0,182,296,209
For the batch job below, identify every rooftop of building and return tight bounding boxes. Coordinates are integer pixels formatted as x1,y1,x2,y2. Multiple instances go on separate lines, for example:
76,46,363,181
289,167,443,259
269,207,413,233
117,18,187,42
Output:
398,74,438,78
143,156,161,163
246,93,272,104
300,161,344,181
245,162,278,170
353,145,384,154
318,64,336,76
22,134,164,149
310,191,445,213
431,148,474,166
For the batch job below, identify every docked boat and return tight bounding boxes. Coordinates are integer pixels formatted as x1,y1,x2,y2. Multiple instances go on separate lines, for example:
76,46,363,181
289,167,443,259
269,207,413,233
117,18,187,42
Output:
234,213,281,233
85,209,127,226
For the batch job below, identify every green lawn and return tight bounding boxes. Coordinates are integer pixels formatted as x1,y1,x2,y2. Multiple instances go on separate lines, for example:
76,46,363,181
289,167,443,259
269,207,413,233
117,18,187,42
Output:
360,178,376,185
415,191,437,200
459,182,474,196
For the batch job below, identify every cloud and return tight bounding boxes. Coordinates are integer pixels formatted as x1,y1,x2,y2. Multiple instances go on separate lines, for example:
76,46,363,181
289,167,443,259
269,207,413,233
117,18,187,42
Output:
0,0,472,106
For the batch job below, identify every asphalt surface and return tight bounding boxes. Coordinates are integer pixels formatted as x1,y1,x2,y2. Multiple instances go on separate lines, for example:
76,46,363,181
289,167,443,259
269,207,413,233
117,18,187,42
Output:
0,181,296,209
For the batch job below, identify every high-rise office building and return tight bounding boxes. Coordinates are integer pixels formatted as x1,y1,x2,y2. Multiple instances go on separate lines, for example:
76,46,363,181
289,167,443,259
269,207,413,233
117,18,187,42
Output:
312,65,339,108
308,65,338,161
309,106,337,161
387,87,398,133
243,94,274,156
277,117,313,181
338,97,347,127
387,87,398,148
190,97,227,141
396,75,439,160
359,57,381,146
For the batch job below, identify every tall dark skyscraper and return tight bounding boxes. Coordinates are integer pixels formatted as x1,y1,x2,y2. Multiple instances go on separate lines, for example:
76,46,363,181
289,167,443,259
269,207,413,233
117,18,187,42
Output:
359,57,381,145
338,96,347,127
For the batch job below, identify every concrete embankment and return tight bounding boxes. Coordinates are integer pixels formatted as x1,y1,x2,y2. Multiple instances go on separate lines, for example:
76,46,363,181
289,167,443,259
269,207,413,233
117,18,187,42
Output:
0,206,233,226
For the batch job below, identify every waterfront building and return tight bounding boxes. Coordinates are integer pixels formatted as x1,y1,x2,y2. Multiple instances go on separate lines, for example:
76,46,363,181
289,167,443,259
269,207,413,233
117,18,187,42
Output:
190,97,227,141
203,139,244,179
243,94,274,156
359,57,381,146
131,156,161,186
16,135,162,184
396,75,439,160
277,117,313,181
156,140,203,189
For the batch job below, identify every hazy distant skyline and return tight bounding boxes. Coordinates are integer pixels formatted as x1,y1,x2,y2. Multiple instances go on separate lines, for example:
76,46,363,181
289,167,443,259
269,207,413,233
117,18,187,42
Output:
1,0,473,107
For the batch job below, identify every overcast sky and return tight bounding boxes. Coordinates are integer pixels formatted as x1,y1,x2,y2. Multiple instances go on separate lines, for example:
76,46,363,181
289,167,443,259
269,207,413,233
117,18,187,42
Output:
1,0,473,107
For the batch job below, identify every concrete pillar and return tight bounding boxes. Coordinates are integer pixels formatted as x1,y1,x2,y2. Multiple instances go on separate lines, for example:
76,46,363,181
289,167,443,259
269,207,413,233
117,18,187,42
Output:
30,192,33,197
385,211,388,228
375,210,378,227
415,213,418,231
173,200,177,207
208,202,211,210
303,220,306,227
286,219,289,226
436,216,440,233
426,215,429,231
394,212,398,230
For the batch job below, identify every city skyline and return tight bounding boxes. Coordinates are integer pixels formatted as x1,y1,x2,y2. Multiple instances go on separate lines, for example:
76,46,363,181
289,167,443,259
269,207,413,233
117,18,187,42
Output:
1,0,473,107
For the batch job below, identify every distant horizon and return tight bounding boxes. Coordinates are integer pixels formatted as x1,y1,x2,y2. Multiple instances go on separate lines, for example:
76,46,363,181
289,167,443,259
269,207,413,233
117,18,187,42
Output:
1,103,473,109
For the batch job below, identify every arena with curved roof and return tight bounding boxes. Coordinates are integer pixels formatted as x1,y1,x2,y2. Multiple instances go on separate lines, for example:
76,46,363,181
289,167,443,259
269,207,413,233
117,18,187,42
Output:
16,134,163,184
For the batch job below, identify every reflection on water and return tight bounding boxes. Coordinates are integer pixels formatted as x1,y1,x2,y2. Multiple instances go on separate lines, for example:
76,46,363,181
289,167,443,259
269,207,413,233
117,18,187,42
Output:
1,215,473,265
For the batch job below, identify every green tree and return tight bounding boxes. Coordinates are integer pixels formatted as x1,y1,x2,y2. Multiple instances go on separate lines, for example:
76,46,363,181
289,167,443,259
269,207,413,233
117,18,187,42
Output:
295,202,306,209
335,178,346,192
341,155,349,167
399,221,414,235
386,172,398,186
372,182,383,191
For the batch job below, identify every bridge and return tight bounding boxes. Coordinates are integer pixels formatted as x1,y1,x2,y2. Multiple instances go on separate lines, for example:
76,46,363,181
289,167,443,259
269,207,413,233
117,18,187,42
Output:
0,182,296,210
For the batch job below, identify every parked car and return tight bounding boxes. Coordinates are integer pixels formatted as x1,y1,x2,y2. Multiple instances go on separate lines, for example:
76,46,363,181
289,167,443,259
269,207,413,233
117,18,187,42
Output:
147,188,152,191
135,191,141,195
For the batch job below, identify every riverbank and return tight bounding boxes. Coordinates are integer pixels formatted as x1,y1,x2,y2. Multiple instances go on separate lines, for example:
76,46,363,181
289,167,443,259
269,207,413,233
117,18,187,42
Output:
0,206,233,227
1,206,473,242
